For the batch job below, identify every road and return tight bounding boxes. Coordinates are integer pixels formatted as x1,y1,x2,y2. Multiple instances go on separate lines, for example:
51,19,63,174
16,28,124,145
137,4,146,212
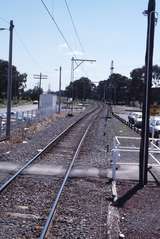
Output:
0,104,38,114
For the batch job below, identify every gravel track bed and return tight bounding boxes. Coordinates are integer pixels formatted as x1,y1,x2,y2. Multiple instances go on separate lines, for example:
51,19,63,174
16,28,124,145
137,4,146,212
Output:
0,107,94,162
49,178,110,239
45,107,112,238
0,107,100,238
0,106,95,185
0,175,61,239
30,112,95,167
1,105,158,238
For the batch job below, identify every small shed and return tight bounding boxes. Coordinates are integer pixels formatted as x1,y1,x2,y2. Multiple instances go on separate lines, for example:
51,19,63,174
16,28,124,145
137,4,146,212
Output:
39,93,57,111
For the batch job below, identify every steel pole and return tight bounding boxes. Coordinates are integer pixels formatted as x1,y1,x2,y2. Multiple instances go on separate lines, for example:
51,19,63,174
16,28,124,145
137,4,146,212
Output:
71,57,74,114
139,0,156,186
58,66,62,113
6,20,14,139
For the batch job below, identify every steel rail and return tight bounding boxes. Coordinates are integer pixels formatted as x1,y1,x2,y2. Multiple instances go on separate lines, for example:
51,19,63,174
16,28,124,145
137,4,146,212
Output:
39,110,100,239
0,137,6,142
0,107,98,193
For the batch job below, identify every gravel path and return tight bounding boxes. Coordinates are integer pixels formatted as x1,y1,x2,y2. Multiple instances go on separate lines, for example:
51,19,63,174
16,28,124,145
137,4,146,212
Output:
117,181,160,239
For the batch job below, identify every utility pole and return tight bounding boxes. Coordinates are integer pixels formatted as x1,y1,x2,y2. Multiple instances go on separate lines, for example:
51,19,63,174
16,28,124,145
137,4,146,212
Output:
58,66,62,114
33,73,48,90
139,0,156,186
110,60,114,75
33,73,48,108
109,60,115,104
6,20,14,139
105,60,114,103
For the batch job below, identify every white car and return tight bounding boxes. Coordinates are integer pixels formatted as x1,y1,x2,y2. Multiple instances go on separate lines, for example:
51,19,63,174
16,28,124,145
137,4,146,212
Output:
128,112,142,125
128,112,137,124
134,112,142,128
149,116,160,138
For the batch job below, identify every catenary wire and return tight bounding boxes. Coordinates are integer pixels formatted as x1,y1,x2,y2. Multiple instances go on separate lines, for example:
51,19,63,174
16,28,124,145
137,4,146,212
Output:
40,0,88,77
64,0,85,53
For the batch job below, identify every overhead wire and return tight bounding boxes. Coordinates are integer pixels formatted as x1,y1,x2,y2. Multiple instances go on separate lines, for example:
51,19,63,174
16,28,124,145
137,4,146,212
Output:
40,0,88,78
0,17,9,25
0,17,49,73
64,0,85,53
14,29,47,71
40,0,74,54
64,0,90,78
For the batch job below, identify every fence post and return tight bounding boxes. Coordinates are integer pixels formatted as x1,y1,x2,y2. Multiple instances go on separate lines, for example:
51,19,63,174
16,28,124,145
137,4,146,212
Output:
0,116,2,135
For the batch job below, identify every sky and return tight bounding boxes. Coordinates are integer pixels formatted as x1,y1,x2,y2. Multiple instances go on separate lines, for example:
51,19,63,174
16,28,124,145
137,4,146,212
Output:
0,0,160,92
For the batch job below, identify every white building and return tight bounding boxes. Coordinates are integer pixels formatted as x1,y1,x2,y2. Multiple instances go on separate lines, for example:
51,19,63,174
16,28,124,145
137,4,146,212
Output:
39,93,57,112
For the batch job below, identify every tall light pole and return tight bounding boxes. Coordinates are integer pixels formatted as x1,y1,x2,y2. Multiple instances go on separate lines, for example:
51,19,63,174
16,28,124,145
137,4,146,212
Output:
139,0,156,186
5,20,14,139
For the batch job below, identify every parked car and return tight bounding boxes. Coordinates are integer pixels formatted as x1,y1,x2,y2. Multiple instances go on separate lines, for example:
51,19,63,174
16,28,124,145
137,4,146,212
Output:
128,112,142,125
128,112,137,124
33,100,38,104
149,116,160,138
134,112,142,128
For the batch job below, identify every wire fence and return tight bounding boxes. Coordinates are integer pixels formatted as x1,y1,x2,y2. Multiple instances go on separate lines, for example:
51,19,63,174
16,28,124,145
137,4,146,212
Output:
111,136,160,181
0,103,86,140
0,106,58,139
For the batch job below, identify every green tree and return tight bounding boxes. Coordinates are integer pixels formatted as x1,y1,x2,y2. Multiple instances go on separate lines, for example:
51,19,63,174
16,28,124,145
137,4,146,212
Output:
0,59,27,100
97,74,130,104
129,67,145,105
65,77,94,100
129,65,160,105
22,86,43,101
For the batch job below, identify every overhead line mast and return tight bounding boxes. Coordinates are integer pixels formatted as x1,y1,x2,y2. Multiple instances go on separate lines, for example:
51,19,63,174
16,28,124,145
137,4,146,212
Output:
110,60,114,75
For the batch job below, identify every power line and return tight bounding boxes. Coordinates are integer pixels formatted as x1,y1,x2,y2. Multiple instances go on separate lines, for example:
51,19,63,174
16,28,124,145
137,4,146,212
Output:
40,0,73,53
40,0,88,77
14,29,46,70
64,0,85,53
0,17,9,25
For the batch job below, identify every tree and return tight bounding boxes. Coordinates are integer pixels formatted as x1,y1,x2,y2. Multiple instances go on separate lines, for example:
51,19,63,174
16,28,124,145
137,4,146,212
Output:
129,65,160,105
0,59,27,100
129,67,145,105
65,77,94,100
97,74,130,104
22,86,43,101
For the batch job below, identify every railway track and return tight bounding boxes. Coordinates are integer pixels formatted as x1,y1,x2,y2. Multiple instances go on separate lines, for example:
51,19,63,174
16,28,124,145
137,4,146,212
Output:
0,106,102,239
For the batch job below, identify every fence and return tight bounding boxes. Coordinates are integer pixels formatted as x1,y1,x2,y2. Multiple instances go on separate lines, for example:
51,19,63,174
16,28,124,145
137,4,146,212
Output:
0,103,86,139
0,106,58,138
111,136,160,181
